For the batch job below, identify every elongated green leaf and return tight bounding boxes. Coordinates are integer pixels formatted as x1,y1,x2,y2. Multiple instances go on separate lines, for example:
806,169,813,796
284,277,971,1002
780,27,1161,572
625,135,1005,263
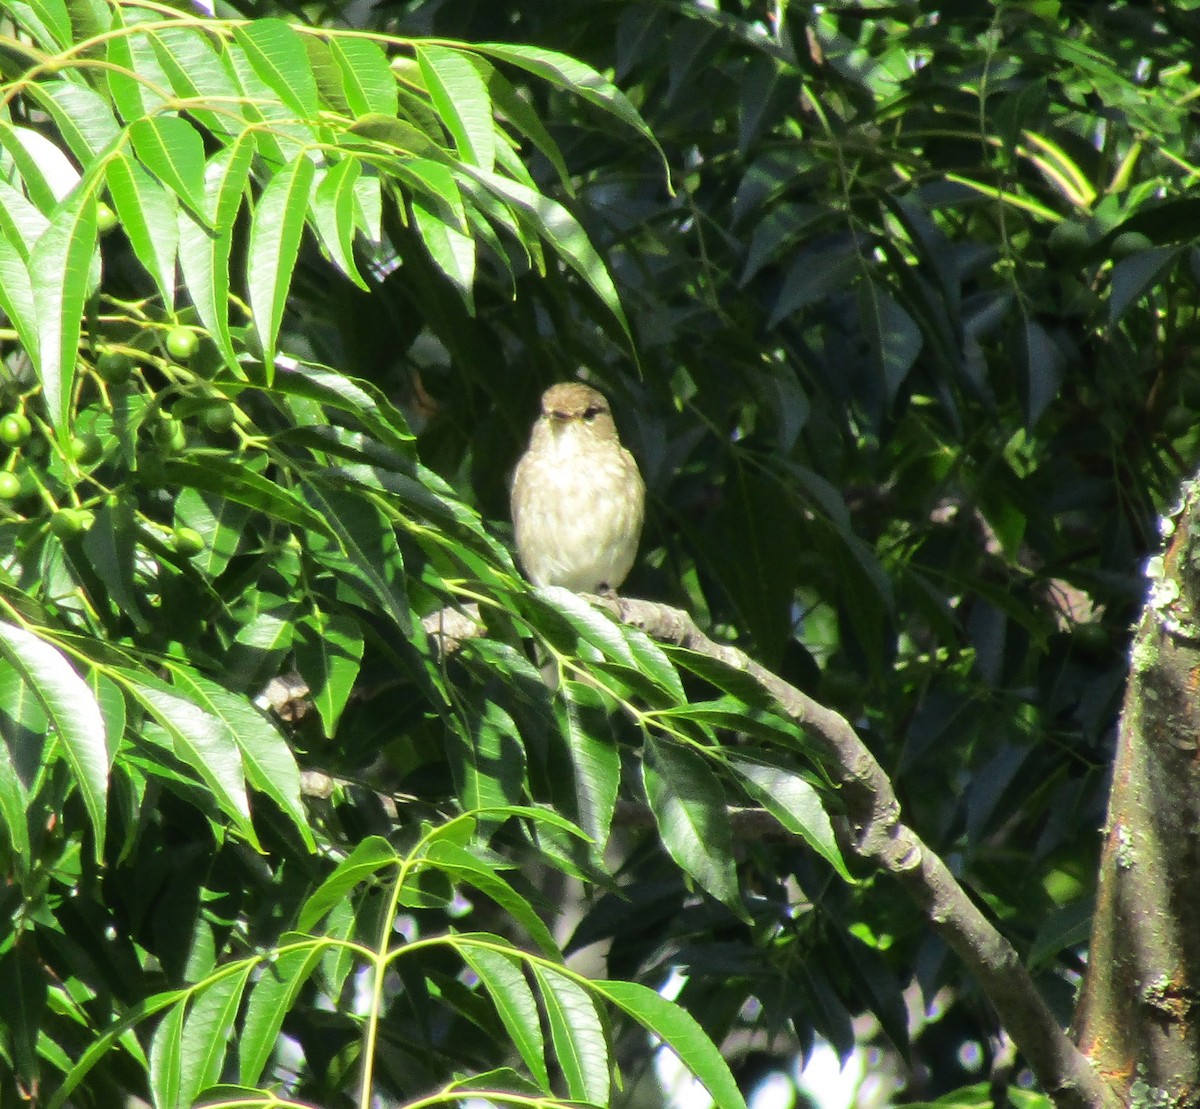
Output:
329,36,397,117
239,937,324,1084
29,80,122,162
727,755,850,879
461,944,549,1089
247,155,315,372
179,964,254,1104
642,736,740,912
232,20,320,120
301,482,410,632
164,457,334,538
538,586,636,667
81,496,150,634
558,680,619,847
532,965,609,1104
149,1002,186,1109
129,117,210,226
424,840,560,957
0,622,107,859
448,698,525,812
0,122,78,211
0,179,50,254
173,487,249,577
311,159,369,290
460,168,630,342
169,667,314,849
417,44,495,171
29,189,98,435
470,42,666,176
0,661,45,872
177,136,254,372
412,190,476,305
298,836,398,931
591,979,747,1109
0,231,39,361
859,279,922,399
151,26,245,140
293,609,363,738
106,154,178,309
7,0,71,49
117,671,254,844
476,60,572,192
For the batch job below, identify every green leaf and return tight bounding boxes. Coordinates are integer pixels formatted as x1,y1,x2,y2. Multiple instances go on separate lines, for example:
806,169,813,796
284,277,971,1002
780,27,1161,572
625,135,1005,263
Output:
29,188,99,436
148,997,186,1109
238,937,324,1084
423,839,560,957
298,836,398,931
151,26,246,141
179,964,254,1104
448,698,526,812
301,482,411,633
642,736,740,912
460,944,549,1089
0,622,108,859
7,0,72,49
329,36,397,117
459,168,631,343
591,979,748,1109
532,965,609,1104
172,487,249,578
0,230,39,362
168,667,314,850
859,279,922,399
311,159,370,290
232,20,320,120
129,117,210,227
29,80,122,162
727,754,850,880
176,135,254,373
538,586,636,667
117,670,255,845
469,42,667,178
0,122,78,212
106,154,179,310
293,609,363,738
416,44,496,171
412,188,476,306
478,62,572,193
248,155,316,371
164,457,335,539
558,680,620,846
81,496,150,634
0,178,50,254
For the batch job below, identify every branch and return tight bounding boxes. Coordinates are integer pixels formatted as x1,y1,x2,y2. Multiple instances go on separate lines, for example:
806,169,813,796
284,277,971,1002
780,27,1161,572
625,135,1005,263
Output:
422,597,1116,1109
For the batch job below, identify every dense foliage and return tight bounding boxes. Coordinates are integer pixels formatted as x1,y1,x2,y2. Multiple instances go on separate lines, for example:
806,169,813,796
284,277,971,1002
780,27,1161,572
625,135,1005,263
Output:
1,0,1198,1103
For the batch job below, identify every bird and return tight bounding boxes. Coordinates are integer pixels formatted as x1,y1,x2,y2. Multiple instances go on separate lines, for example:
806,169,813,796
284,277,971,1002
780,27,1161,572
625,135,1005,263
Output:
510,382,645,594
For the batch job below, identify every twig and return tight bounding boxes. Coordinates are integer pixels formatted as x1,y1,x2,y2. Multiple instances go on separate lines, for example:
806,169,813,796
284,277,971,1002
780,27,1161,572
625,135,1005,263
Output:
420,596,1115,1109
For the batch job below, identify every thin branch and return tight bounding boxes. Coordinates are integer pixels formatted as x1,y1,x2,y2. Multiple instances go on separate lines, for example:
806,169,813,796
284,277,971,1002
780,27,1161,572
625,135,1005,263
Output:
421,597,1116,1109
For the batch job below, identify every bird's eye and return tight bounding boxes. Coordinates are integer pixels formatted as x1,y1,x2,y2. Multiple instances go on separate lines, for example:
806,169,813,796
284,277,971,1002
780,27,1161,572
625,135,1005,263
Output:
583,405,603,421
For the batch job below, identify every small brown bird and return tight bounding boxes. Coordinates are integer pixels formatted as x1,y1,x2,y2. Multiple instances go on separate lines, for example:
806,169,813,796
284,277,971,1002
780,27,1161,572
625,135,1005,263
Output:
511,382,645,593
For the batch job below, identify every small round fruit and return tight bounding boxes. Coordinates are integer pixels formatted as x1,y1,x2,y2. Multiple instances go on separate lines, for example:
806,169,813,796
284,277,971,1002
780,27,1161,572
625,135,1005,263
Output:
96,350,133,385
172,526,205,556
50,508,92,538
153,418,187,453
165,326,199,362
202,402,236,434
1047,221,1091,258
1165,405,1194,437
69,434,103,465
1112,230,1154,258
0,471,21,499
0,412,31,446
96,202,119,235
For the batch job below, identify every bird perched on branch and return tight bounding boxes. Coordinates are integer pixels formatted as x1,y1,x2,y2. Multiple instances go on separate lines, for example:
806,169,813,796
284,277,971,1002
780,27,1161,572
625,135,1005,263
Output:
511,382,645,594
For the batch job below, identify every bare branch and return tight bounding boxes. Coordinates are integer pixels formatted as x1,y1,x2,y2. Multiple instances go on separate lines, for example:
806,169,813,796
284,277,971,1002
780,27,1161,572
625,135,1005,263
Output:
421,596,1116,1109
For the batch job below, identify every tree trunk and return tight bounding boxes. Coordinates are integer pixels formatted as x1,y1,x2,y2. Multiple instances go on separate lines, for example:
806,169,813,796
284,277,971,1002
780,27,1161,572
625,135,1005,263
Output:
1075,479,1200,1098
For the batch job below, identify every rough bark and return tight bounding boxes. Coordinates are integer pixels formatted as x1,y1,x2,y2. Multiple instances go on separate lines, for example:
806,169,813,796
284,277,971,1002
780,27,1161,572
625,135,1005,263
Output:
422,596,1117,1109
1075,477,1200,1098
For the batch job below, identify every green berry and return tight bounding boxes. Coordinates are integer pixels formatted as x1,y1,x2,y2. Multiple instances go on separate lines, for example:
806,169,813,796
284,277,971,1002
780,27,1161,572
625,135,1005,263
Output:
172,526,205,556
202,402,236,434
165,326,199,362
0,471,20,499
1112,230,1154,258
153,418,187,453
96,350,133,385
96,202,119,235
1047,221,1091,258
50,508,92,538
69,434,103,465
0,412,31,446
